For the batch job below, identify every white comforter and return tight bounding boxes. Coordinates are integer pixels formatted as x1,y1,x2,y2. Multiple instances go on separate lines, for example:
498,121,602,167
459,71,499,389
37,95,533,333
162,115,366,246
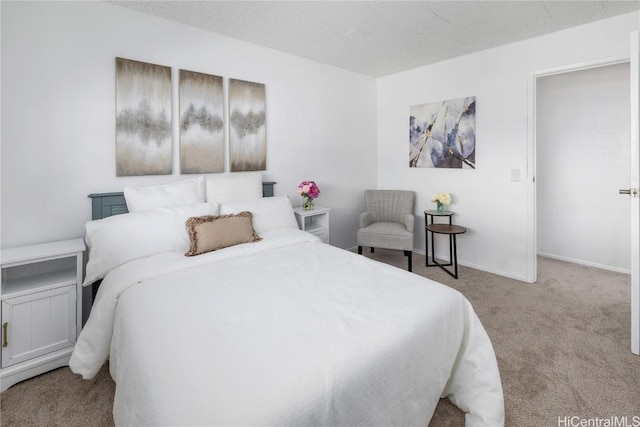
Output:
71,229,504,426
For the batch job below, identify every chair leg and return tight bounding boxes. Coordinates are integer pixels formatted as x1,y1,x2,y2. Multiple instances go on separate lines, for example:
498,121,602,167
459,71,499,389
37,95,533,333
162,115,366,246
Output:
358,246,363,255
370,247,375,253
404,250,412,272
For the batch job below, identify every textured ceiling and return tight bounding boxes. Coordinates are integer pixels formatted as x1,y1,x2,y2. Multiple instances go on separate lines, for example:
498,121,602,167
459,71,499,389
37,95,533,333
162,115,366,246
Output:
112,1,640,77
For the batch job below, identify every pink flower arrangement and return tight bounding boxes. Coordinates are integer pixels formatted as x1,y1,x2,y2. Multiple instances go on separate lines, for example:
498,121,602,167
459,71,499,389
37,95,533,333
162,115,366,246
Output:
297,180,320,199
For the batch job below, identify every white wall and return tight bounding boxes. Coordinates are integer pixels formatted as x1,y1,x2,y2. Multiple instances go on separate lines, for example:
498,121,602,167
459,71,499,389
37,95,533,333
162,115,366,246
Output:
3,2,639,283
377,12,640,281
0,1,377,250
537,63,631,273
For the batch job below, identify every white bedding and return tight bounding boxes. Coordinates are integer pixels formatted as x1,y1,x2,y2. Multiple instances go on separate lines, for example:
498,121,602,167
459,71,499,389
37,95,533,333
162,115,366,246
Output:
71,229,504,426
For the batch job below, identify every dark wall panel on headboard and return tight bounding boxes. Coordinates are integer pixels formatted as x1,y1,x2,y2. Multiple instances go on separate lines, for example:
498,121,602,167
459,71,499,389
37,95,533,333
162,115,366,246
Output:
89,182,276,220
88,192,128,220
261,182,275,197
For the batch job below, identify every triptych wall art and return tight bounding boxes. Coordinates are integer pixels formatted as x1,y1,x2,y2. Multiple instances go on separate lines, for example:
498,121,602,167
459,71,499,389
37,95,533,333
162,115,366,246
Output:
115,57,266,176
115,58,172,176
179,70,225,174
229,79,267,172
409,96,476,169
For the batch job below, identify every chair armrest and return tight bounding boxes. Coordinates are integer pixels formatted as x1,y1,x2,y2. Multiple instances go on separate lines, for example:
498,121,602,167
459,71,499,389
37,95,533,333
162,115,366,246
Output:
359,211,374,228
403,214,415,232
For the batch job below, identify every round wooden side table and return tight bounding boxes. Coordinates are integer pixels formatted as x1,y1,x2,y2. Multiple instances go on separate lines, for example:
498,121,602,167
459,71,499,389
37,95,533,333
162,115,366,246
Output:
425,223,467,279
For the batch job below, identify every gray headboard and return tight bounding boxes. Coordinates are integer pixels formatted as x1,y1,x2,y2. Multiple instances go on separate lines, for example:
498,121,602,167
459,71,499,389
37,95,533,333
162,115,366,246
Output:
88,181,276,220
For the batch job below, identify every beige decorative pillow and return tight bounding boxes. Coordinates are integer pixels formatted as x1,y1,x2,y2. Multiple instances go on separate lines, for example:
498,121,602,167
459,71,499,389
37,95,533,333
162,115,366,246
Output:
185,211,262,256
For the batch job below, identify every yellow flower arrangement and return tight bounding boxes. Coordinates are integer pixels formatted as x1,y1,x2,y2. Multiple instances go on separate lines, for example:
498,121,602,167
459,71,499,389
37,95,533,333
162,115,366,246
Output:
431,192,451,205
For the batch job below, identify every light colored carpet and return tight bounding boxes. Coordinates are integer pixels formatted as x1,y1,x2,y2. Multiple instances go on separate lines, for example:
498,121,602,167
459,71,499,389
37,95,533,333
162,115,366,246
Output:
1,251,637,426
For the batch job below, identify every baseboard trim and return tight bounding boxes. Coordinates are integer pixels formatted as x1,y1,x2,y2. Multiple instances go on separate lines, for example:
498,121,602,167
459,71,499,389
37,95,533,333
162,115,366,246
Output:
537,252,631,275
348,246,530,283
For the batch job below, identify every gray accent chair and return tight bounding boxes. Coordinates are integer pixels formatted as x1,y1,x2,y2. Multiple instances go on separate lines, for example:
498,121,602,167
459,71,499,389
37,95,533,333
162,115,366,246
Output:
357,190,415,272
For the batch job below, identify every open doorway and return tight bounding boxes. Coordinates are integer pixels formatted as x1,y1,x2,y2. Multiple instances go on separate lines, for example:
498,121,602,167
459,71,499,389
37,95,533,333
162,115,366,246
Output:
535,62,631,275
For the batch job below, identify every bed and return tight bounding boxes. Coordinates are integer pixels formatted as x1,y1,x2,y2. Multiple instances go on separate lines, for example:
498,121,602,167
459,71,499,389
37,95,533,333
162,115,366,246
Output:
70,174,504,426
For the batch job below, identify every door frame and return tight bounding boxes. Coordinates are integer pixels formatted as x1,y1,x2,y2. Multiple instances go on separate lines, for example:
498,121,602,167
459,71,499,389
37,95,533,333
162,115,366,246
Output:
630,31,639,355
526,54,631,284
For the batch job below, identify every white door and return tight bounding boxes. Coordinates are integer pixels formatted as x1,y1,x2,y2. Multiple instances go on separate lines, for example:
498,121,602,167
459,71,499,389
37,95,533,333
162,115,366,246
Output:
630,31,639,356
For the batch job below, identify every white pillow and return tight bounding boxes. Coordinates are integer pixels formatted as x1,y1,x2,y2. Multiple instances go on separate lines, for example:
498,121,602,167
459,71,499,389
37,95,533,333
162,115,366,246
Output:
220,196,298,235
124,177,206,212
205,172,262,203
84,202,218,286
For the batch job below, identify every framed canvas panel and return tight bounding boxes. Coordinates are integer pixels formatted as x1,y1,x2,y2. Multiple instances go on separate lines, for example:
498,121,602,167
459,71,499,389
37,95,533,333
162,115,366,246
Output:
228,78,266,172
409,96,476,169
179,69,224,174
115,58,172,176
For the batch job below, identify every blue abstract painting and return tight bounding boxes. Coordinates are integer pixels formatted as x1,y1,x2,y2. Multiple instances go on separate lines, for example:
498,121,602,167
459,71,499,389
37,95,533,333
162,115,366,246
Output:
409,96,476,169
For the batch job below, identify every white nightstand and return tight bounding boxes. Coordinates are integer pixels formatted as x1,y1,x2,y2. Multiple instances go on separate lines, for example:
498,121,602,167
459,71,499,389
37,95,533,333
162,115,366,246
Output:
293,206,331,244
0,238,85,391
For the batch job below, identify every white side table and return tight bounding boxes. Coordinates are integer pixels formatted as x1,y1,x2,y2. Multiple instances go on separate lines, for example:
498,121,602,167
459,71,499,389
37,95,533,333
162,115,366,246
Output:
293,206,331,244
0,238,85,391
